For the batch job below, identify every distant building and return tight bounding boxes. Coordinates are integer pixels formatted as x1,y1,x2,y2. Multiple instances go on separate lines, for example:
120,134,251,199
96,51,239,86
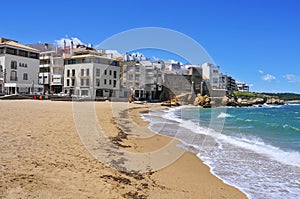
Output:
152,60,165,70
221,74,237,92
236,81,249,92
202,62,223,90
0,38,43,94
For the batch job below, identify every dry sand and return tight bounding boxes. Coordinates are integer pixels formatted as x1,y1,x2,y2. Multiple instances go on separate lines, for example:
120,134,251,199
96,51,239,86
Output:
0,100,247,198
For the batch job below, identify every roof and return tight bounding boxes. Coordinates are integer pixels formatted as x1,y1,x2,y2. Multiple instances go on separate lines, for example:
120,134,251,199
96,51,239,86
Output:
0,40,40,52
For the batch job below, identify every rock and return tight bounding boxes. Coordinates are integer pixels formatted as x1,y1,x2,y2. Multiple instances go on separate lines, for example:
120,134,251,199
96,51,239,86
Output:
194,94,211,107
266,98,284,105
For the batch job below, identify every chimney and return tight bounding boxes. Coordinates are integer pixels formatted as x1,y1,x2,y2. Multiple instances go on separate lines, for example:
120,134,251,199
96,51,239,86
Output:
70,41,74,55
63,40,66,50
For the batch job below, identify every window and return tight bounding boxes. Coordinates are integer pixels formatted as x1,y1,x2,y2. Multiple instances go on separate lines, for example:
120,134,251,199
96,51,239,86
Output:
213,78,218,84
81,90,88,96
86,79,89,86
96,69,100,77
67,79,70,86
72,69,75,77
86,69,89,76
104,70,107,75
81,79,84,86
81,69,84,76
19,50,28,57
128,74,133,80
109,79,112,85
10,71,17,81
71,79,75,86
23,73,28,80
6,48,17,55
113,71,117,78
96,79,100,87
29,52,39,59
128,66,133,71
104,79,107,85
67,70,70,77
109,70,112,76
113,80,117,88
11,61,17,69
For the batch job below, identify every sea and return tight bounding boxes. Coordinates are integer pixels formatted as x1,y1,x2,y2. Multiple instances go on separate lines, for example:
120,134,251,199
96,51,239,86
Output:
142,102,300,199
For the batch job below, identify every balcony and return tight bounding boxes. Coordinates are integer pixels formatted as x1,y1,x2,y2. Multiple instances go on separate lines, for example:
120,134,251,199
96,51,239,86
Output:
39,64,51,68
51,79,63,85
52,74,62,79
52,65,63,69
40,55,51,60
10,77,18,81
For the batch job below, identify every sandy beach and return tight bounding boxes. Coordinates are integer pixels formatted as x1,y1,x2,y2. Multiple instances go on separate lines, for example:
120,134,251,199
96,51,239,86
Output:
0,100,247,198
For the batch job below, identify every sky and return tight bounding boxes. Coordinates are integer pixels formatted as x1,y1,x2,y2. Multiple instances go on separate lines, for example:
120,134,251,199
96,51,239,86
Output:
1,0,300,93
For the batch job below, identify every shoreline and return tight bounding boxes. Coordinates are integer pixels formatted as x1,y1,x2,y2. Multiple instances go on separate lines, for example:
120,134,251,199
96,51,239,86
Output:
0,100,247,198
137,105,250,198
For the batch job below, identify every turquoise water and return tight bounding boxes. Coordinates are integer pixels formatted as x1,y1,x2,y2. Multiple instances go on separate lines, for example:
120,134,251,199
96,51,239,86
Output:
143,102,300,199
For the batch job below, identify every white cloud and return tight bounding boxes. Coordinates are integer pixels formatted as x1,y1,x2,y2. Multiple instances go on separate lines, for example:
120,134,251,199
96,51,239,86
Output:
262,74,276,81
54,37,84,47
283,74,300,83
153,56,162,61
258,70,264,74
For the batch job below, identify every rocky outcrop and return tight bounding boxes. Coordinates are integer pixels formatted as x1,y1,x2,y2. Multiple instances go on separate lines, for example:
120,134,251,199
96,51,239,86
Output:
266,98,284,105
194,94,211,108
161,97,181,107
223,95,284,107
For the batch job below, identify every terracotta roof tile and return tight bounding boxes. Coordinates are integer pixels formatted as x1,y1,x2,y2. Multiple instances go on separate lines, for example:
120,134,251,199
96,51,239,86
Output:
0,41,40,52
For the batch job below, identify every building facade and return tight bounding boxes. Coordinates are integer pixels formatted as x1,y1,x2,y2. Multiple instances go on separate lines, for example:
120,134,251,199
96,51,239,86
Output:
202,62,222,90
0,38,43,94
221,75,237,92
236,81,249,92
63,50,120,98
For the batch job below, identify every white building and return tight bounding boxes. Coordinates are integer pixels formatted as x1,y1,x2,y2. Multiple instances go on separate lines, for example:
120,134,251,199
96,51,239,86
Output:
202,62,222,90
120,59,161,100
152,60,165,70
236,81,249,92
63,47,120,98
0,38,43,94
38,50,64,94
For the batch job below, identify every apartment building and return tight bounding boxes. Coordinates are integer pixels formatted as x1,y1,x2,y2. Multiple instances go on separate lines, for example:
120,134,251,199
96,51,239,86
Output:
236,81,249,92
0,38,43,94
63,46,120,98
119,59,161,100
27,43,65,94
202,62,223,90
221,75,237,92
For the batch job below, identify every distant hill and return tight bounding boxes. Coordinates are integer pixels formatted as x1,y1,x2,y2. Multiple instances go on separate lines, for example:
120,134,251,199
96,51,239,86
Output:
261,93,300,101
232,91,300,101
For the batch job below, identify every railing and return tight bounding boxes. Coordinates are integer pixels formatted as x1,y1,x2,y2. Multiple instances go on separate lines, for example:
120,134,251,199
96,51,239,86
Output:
39,64,51,68
40,55,51,60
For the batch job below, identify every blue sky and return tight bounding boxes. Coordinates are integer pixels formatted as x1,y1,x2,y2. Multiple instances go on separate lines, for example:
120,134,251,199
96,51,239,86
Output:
1,0,300,93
